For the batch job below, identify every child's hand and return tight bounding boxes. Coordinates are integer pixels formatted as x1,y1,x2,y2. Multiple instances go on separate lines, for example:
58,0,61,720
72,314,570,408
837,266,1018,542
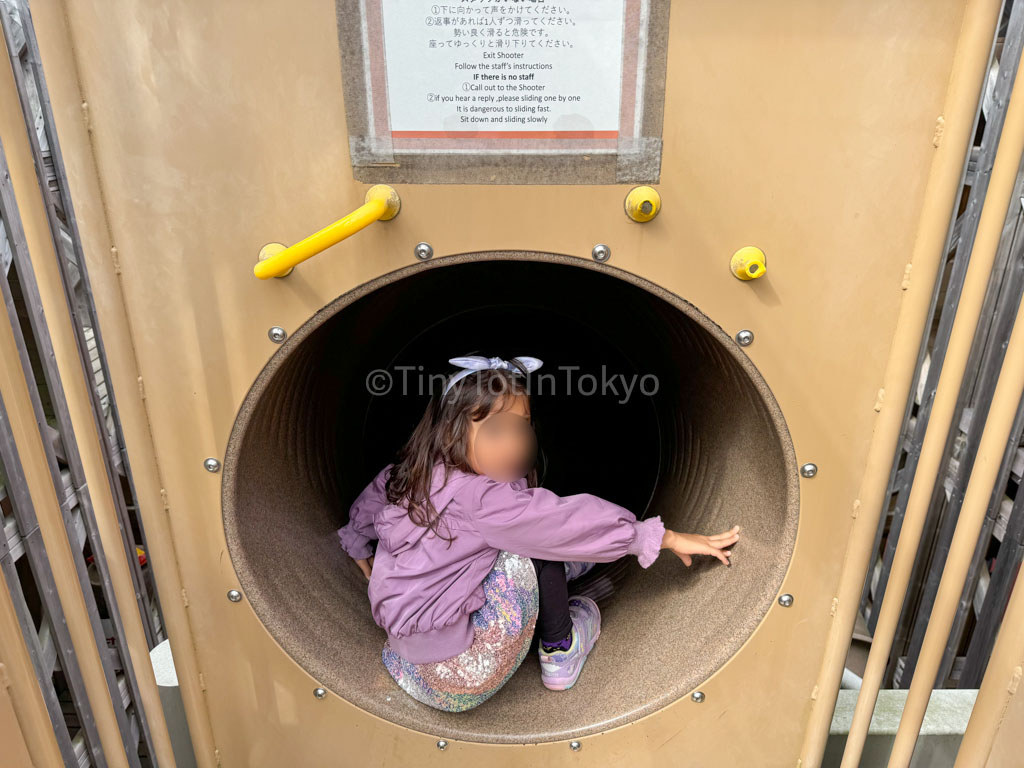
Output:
354,555,374,580
663,525,740,567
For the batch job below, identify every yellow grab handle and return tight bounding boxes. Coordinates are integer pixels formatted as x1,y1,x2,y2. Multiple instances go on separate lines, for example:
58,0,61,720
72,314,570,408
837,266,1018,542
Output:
254,184,400,279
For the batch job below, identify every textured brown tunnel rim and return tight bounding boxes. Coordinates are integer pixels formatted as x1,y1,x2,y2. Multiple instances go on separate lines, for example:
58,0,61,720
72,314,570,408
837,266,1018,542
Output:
222,250,800,743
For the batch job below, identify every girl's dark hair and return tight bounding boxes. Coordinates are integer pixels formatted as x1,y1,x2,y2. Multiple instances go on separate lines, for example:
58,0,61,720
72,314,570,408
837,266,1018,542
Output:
385,356,544,548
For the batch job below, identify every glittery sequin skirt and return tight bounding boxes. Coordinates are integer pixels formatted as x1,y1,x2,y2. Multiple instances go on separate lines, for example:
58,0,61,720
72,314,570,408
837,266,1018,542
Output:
381,550,540,712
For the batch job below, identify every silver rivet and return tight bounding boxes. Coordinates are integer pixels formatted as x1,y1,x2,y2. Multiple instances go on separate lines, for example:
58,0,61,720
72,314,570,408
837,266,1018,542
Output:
735,329,754,346
779,593,794,607
800,463,818,478
569,740,582,751
592,243,611,262
268,326,287,344
436,739,448,750
227,589,242,602
204,457,221,473
414,242,434,260
313,687,327,699
692,691,705,703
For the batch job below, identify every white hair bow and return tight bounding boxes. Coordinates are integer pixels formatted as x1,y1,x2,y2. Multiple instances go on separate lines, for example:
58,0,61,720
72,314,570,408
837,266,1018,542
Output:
443,355,544,396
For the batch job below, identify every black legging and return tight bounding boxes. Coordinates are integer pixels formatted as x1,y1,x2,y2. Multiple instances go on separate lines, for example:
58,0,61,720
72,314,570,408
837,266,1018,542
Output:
530,558,573,648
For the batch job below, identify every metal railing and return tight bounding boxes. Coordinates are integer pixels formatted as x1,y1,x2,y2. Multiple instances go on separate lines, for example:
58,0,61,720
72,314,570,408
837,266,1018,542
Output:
254,184,400,279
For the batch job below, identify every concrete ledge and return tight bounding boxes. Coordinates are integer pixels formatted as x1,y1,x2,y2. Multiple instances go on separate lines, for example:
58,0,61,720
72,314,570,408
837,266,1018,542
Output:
825,688,978,767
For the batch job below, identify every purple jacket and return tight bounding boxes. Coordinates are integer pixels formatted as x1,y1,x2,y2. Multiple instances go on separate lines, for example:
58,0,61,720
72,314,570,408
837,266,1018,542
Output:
336,461,666,664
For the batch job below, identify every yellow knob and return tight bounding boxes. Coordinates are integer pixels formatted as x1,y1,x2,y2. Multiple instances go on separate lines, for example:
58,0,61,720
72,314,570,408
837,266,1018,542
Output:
624,185,661,222
258,242,292,278
366,184,401,220
730,246,767,280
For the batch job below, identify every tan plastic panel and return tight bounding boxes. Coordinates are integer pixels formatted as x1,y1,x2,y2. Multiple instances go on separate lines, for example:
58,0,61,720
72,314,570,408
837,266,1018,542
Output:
23,0,992,765
985,667,1024,767
0,663,36,768
0,603,63,766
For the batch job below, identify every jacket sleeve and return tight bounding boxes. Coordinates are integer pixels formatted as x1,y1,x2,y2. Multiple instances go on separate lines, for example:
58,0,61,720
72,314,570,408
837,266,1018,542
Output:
470,477,666,568
337,463,394,560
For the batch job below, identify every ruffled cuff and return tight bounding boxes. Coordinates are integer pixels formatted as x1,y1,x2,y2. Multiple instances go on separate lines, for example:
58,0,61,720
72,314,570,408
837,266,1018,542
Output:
336,526,374,560
626,515,666,569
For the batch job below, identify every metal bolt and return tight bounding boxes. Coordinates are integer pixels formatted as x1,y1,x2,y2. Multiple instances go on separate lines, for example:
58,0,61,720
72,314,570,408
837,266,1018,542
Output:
735,329,754,346
227,589,242,602
691,691,705,703
569,741,582,751
313,687,327,699
592,243,611,262
414,242,434,260
800,463,818,478
779,593,794,607
436,739,448,750
268,326,287,344
204,457,221,473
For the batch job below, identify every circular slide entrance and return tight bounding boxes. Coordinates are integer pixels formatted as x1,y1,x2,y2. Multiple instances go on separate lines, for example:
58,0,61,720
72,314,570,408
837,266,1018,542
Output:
222,251,799,743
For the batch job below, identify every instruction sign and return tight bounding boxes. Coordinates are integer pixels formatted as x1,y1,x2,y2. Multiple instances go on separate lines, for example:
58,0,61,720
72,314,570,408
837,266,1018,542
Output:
357,0,649,152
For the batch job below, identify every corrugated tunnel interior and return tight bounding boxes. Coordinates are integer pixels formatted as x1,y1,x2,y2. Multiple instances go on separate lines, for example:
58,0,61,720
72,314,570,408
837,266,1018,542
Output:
221,252,800,743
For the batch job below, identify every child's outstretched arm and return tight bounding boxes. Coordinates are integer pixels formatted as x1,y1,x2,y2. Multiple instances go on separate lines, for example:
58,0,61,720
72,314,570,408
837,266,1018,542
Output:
471,477,667,568
472,477,740,569
337,463,394,573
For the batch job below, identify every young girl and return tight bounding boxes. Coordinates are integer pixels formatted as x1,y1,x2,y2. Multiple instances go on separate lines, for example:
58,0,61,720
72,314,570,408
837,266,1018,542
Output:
336,354,740,712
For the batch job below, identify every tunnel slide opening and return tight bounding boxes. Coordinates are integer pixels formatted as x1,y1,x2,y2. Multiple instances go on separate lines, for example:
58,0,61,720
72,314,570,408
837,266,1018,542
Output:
222,251,799,743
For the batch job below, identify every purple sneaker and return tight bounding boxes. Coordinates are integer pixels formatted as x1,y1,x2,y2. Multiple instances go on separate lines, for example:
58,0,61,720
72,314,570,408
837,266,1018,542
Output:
564,560,598,582
538,595,601,691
